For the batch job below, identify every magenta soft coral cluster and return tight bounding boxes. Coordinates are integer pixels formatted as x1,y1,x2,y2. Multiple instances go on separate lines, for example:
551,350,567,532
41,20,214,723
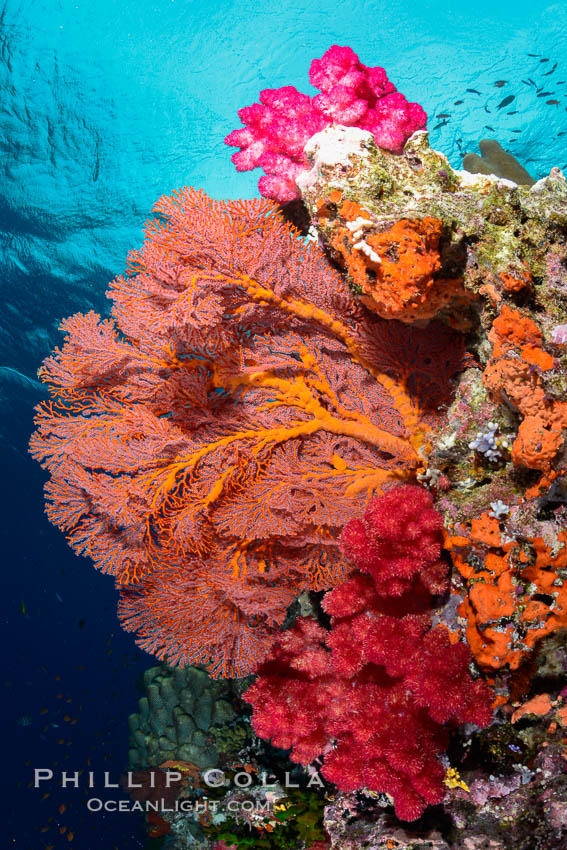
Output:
225,45,427,203
244,485,493,822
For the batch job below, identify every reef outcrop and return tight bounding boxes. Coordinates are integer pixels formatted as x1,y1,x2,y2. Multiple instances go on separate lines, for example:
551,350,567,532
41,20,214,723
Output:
298,125,567,681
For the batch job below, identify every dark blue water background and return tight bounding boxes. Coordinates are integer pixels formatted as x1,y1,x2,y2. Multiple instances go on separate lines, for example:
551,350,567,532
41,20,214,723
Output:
2,1,566,846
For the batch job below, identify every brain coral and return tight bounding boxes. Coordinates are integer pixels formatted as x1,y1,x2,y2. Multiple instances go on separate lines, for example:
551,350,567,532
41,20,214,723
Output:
30,189,466,677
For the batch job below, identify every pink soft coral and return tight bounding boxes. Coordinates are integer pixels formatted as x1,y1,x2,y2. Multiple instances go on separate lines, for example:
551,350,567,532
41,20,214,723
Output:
244,485,493,822
225,45,427,203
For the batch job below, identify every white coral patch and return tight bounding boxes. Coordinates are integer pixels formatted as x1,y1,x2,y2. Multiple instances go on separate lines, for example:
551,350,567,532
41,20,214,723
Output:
296,125,373,192
352,240,381,264
455,169,518,190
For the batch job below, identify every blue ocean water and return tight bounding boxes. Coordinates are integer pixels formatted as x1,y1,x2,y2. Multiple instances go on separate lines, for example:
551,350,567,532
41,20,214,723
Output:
1,0,566,846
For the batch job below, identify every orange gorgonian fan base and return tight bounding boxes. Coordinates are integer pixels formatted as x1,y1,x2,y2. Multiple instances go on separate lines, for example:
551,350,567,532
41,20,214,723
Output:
30,188,466,677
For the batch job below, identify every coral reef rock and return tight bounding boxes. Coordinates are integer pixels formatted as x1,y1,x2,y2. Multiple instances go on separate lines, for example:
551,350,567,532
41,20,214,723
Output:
301,123,567,684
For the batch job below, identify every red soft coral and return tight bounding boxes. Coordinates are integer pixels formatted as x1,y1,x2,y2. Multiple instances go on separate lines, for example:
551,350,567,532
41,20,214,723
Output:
338,484,448,597
244,485,493,821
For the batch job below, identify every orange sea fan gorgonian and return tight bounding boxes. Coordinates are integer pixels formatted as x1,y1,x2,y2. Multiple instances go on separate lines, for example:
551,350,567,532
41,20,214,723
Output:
30,188,466,677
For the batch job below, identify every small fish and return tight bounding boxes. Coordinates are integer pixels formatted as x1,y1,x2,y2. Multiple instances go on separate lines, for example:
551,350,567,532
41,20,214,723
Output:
528,78,537,86
543,61,558,76
437,113,451,118
20,599,26,616
537,91,554,97
484,104,491,113
511,129,523,133
56,593,63,603
558,131,566,136
454,99,464,104
466,88,481,94
540,57,550,63
527,53,539,57
521,79,532,86
58,804,66,815
497,95,515,109
547,99,560,105
433,120,449,131
507,111,518,115
484,125,496,132
494,80,507,87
